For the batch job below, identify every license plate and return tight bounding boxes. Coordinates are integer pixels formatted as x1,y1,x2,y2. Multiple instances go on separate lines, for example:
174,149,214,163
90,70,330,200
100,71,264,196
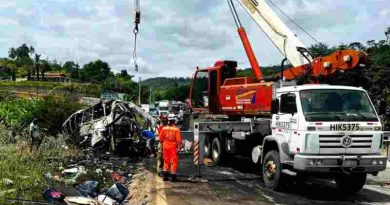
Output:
342,160,357,167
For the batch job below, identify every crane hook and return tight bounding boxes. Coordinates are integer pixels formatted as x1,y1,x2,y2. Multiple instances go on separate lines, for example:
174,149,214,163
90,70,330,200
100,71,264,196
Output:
133,0,141,71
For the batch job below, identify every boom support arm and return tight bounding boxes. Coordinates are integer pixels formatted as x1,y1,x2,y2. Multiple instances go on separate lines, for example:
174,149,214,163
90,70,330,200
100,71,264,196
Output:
277,50,368,81
237,0,311,67
228,0,263,80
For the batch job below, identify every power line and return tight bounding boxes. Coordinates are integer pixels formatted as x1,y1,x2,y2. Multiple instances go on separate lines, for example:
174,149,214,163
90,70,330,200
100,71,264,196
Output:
268,0,320,44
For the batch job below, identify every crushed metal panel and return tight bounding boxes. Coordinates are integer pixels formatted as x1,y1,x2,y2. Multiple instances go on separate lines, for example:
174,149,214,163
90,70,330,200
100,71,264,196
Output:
62,100,157,153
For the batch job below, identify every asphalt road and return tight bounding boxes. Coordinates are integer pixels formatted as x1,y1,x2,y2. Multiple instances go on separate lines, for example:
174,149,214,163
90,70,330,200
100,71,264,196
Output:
145,155,390,205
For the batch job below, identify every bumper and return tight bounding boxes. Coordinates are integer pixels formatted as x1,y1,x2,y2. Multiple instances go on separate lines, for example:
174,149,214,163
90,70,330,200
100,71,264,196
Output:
294,154,387,173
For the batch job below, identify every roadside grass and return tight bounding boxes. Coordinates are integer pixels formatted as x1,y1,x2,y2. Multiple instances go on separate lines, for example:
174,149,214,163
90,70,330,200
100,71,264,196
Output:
0,81,101,98
0,132,80,204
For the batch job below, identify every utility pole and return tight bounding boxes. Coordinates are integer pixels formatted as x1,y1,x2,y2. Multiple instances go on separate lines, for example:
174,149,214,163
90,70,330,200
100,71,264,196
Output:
385,27,390,42
149,87,152,104
138,77,141,105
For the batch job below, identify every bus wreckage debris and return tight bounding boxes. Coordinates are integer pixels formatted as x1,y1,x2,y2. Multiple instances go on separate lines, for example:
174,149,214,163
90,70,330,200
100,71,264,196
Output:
62,100,156,154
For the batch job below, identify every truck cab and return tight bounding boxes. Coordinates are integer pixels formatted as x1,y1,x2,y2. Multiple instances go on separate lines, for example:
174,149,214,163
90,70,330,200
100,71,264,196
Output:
157,100,170,116
263,84,387,191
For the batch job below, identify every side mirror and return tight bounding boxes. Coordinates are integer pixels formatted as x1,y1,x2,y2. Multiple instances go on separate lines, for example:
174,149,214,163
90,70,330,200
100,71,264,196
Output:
271,99,279,114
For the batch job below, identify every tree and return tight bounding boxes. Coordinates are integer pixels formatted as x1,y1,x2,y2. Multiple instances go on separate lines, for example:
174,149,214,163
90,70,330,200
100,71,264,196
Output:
348,42,366,51
8,44,34,59
34,54,41,80
308,43,335,58
40,59,52,79
119,70,133,81
102,72,138,96
8,44,36,79
63,61,80,79
50,60,62,72
0,58,17,81
80,60,112,83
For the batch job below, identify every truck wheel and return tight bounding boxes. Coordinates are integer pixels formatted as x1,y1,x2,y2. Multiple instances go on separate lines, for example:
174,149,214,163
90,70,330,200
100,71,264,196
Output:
335,173,367,193
211,137,225,164
204,139,211,158
262,150,284,190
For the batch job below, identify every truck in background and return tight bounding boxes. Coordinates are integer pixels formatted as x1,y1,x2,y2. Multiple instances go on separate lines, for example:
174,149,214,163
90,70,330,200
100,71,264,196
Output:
141,104,150,113
157,100,170,116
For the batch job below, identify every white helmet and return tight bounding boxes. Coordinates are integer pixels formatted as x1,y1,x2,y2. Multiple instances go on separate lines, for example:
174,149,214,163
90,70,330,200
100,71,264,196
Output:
168,113,176,121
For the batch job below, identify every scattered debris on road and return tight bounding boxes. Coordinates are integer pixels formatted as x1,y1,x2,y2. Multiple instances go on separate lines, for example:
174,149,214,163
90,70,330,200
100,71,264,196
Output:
4,150,140,205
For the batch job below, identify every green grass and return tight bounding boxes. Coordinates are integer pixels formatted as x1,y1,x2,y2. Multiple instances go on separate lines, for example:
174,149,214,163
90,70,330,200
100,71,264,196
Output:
0,131,80,204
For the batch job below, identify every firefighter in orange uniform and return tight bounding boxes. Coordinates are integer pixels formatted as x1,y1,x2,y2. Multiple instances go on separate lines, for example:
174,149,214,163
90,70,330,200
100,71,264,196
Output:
160,114,182,181
156,115,168,177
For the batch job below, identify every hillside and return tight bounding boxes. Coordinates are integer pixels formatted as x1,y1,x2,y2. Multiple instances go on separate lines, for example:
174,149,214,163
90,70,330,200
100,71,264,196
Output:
142,66,282,88
142,77,191,88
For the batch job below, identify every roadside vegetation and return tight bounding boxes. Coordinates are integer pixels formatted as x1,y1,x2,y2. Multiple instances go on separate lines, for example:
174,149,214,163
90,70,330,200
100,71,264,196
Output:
0,81,101,98
0,93,84,203
0,127,80,204
0,94,83,136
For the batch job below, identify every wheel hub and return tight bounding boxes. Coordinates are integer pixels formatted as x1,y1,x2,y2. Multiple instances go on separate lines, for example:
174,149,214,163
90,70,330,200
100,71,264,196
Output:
265,160,276,180
212,144,219,159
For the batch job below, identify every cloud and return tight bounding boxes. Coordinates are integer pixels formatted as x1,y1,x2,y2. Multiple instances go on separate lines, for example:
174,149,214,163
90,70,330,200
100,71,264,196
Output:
380,9,390,17
0,17,17,26
0,1,16,9
0,0,388,79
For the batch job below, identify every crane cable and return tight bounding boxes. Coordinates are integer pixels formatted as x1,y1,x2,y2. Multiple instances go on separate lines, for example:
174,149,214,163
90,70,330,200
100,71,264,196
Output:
267,0,320,44
133,31,138,72
133,0,141,72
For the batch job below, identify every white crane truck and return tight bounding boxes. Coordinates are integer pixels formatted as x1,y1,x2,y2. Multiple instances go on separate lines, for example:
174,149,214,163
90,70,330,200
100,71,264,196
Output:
184,0,387,193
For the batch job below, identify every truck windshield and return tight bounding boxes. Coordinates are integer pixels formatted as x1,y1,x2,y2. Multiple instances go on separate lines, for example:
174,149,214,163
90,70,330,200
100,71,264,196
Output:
300,89,378,122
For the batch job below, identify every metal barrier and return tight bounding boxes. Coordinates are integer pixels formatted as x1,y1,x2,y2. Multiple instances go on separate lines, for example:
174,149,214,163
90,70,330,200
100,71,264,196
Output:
384,131,390,161
189,122,206,181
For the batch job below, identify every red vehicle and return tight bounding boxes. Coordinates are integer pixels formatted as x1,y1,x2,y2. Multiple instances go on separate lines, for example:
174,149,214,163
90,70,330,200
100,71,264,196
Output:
189,0,367,116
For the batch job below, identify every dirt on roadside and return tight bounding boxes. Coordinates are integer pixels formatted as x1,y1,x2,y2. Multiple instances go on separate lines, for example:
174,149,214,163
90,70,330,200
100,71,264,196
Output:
128,157,272,205
129,162,157,205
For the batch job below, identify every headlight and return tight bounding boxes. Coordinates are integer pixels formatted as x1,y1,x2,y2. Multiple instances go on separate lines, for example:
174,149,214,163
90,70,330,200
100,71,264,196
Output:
372,133,382,150
305,134,319,154
371,160,377,165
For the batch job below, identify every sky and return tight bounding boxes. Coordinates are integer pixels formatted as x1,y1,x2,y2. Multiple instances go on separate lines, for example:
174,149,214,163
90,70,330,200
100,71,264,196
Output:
0,0,389,79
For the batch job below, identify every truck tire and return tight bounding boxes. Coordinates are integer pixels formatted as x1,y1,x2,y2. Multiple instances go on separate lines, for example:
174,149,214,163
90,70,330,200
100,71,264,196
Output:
211,137,225,165
335,173,367,193
204,140,211,158
262,150,285,190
